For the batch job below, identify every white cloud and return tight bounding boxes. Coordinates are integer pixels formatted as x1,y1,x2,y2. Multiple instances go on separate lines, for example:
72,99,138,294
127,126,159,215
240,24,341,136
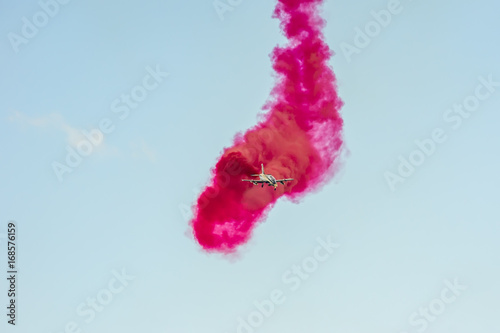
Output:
8,111,114,155
10,111,155,161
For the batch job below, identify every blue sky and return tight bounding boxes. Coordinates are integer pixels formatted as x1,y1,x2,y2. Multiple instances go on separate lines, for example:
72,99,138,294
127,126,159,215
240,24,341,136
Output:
1,0,499,332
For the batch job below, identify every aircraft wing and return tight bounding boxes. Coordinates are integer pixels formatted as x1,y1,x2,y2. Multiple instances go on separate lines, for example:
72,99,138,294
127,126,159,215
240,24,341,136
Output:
276,178,294,184
241,179,266,183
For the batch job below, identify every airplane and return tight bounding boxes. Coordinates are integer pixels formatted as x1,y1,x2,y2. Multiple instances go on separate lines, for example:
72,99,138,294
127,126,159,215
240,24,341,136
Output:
241,164,294,191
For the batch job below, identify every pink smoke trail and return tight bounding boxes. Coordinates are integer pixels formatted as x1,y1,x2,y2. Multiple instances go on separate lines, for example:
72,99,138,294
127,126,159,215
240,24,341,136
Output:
191,0,344,253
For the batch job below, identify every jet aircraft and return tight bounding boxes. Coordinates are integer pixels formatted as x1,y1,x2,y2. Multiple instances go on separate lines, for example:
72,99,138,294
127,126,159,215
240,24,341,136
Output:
241,164,294,190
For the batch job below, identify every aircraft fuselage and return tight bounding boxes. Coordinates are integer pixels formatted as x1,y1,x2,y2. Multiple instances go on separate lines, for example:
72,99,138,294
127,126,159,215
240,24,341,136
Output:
260,174,277,185
242,164,293,190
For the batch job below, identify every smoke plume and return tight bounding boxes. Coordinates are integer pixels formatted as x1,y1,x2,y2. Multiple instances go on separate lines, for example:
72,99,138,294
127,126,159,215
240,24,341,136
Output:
191,0,344,253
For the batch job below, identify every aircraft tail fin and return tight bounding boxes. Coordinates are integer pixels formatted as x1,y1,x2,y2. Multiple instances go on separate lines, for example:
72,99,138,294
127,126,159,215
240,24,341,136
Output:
250,164,265,177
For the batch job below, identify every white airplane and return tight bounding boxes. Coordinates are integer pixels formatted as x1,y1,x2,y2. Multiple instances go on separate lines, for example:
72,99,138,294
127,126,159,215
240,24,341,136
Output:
241,164,294,191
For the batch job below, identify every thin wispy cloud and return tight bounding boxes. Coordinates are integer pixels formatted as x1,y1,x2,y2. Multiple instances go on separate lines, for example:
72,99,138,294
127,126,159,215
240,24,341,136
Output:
10,111,157,161
9,111,121,158
9,111,91,149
